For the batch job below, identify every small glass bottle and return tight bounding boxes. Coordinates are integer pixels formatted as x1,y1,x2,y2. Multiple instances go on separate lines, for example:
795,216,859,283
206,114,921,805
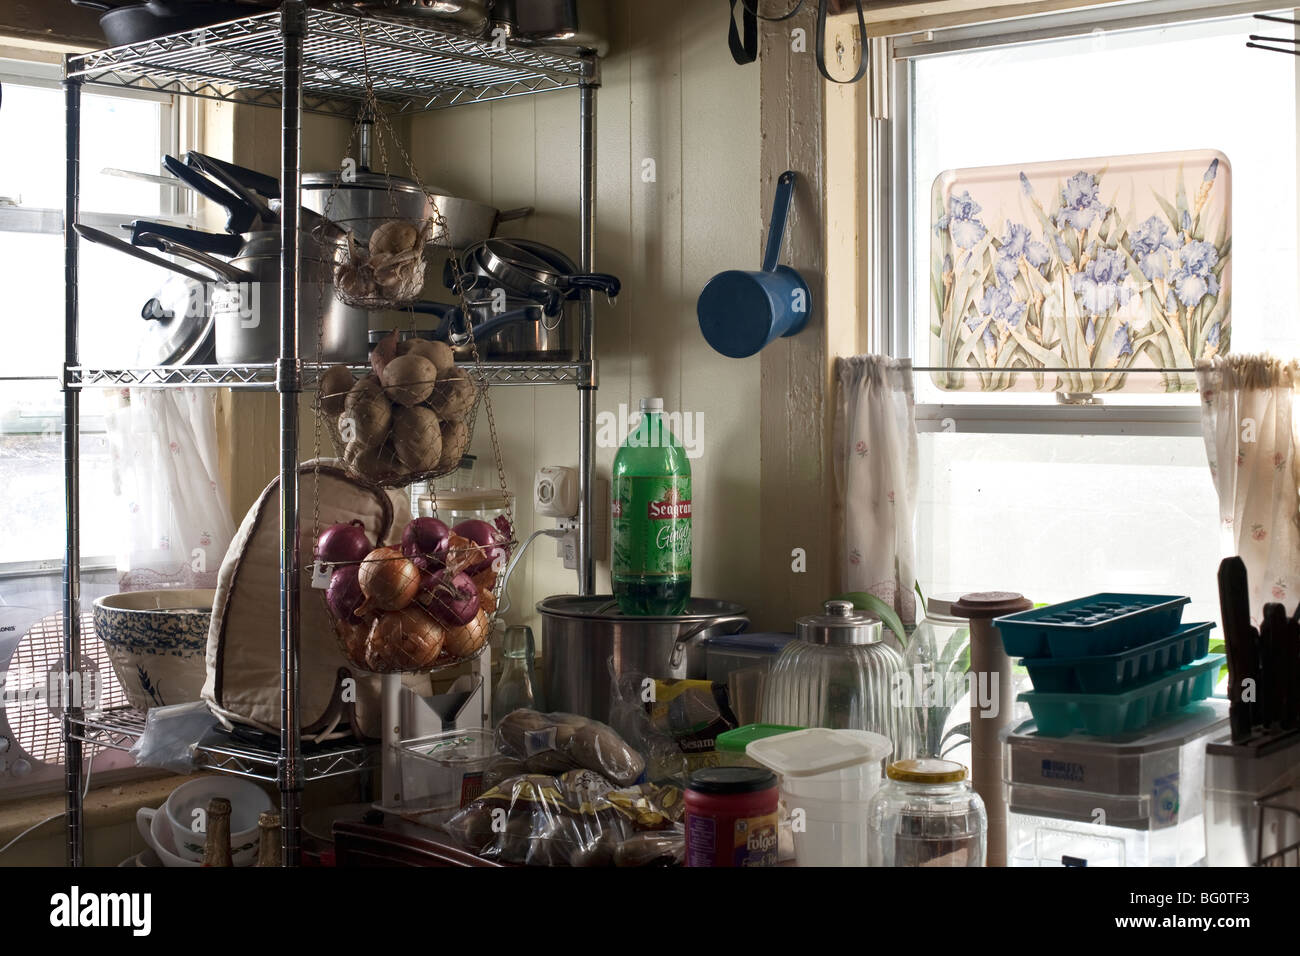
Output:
492,625,538,724
868,758,986,867
201,797,233,867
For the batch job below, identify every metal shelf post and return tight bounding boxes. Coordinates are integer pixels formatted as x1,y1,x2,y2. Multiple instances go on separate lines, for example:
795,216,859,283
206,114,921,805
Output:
62,62,84,869
278,0,306,867
577,76,596,597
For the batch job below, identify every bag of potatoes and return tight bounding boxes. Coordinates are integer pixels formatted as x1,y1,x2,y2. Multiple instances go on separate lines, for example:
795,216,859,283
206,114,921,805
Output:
494,709,646,787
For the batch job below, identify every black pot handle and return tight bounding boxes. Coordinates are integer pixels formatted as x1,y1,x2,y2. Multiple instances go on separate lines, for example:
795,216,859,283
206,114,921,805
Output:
816,0,868,84
728,0,757,65
128,220,245,258
162,154,259,234
564,273,621,301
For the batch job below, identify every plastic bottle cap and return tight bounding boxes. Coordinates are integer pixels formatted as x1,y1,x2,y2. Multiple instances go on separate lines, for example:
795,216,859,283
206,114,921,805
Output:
640,397,664,413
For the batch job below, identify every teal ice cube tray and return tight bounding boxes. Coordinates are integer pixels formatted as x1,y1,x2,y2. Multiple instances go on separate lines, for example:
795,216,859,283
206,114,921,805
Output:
995,593,1190,659
1016,654,1224,737
1019,622,1215,694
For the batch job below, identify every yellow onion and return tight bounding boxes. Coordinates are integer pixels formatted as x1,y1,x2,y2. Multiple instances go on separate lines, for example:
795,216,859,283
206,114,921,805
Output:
443,609,490,660
357,546,420,613
364,607,445,672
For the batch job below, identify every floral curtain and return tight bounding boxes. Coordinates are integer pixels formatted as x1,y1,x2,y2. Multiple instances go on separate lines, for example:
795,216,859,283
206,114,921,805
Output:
105,389,235,591
834,356,919,626
1197,355,1300,622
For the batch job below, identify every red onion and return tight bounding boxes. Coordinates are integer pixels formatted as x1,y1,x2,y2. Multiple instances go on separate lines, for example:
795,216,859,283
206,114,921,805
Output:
326,565,366,622
423,569,480,627
401,517,451,572
452,519,508,576
316,519,372,565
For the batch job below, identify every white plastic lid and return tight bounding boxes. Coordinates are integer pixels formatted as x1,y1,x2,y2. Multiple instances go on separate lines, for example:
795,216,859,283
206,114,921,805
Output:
640,397,664,413
746,728,893,777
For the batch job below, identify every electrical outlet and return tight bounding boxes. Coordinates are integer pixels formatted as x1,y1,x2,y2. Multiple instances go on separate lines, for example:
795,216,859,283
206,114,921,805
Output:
555,517,579,569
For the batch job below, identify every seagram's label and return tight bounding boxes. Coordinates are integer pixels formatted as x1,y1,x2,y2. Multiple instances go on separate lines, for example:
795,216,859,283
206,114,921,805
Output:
612,476,692,578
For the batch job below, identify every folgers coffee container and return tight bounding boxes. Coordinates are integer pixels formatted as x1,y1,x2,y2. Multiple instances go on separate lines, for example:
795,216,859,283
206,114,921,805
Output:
685,767,779,867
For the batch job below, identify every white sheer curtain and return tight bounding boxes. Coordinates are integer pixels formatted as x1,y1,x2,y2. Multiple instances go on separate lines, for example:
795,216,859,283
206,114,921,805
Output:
1197,355,1300,622
834,356,920,626
105,389,235,591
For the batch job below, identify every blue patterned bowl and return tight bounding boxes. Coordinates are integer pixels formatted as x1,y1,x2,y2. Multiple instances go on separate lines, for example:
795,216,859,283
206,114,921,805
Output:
92,589,214,712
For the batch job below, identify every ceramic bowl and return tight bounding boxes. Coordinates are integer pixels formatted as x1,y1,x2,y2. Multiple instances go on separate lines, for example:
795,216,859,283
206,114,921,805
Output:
136,806,198,868
92,589,214,712
162,776,272,865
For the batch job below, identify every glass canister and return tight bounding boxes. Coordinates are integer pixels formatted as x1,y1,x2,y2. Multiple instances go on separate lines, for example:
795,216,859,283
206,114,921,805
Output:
903,595,971,759
868,758,986,867
418,487,514,529
762,600,916,760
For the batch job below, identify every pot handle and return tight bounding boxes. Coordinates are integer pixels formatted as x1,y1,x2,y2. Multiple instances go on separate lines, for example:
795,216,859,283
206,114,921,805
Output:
762,170,796,273
495,206,534,225
565,273,621,302
129,219,245,258
74,223,215,285
162,154,260,233
136,232,256,284
668,614,751,671
449,305,544,345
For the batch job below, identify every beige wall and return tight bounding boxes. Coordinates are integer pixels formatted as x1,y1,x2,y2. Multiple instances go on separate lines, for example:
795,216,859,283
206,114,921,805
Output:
407,0,767,632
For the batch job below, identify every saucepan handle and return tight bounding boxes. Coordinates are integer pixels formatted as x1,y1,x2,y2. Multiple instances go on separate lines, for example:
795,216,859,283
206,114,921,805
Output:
668,614,751,671
762,170,797,273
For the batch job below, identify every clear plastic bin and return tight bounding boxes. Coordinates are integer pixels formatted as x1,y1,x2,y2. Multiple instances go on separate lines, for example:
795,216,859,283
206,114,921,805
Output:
1002,699,1227,867
397,728,497,813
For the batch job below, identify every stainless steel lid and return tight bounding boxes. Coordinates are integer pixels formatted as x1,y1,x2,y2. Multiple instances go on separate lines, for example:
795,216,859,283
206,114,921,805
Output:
796,600,883,646
536,595,745,623
301,170,429,197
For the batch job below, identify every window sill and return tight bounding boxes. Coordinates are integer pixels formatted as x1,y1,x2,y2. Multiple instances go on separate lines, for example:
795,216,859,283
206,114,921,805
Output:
0,771,201,851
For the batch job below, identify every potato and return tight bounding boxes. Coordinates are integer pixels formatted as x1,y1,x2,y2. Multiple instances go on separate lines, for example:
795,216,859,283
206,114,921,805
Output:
437,419,469,472
569,723,644,786
429,366,476,422
318,364,355,416
497,709,551,755
343,373,383,408
391,405,442,471
339,390,391,451
397,337,455,375
380,353,437,407
346,438,398,482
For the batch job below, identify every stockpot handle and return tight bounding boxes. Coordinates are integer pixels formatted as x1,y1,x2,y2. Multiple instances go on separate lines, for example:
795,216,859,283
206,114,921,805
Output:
668,614,751,671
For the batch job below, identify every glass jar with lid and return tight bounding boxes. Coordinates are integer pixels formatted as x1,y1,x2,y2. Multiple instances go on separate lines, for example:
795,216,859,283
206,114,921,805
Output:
904,595,971,759
868,758,986,867
762,600,916,760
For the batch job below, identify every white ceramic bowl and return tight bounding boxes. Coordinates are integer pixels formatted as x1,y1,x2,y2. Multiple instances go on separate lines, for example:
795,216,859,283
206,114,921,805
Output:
92,589,214,712
136,806,198,868
159,776,273,865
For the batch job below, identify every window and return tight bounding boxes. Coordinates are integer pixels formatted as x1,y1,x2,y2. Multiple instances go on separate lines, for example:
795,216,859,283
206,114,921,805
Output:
876,3,1300,622
0,59,187,572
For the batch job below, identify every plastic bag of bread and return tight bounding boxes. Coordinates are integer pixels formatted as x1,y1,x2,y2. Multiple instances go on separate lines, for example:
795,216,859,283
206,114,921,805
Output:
495,709,646,786
444,771,681,867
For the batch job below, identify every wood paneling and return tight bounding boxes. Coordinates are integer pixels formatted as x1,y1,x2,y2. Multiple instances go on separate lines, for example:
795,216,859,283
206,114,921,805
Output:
408,0,766,632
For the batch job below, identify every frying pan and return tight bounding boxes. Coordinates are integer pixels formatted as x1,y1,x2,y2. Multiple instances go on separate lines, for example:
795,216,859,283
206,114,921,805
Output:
70,1,275,48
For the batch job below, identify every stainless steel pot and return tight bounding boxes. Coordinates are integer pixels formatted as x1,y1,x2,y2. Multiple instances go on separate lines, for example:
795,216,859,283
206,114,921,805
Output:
344,0,491,37
537,595,749,722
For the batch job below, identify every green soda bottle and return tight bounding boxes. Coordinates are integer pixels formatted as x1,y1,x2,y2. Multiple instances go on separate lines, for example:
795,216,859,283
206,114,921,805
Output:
612,397,692,615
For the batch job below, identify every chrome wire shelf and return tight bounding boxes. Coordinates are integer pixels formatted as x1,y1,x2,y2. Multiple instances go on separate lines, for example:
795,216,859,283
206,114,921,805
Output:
67,361,593,389
65,8,594,116
71,708,375,784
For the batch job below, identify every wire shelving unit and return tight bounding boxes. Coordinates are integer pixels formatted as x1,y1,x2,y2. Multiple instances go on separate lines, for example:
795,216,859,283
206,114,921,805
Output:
61,1,600,865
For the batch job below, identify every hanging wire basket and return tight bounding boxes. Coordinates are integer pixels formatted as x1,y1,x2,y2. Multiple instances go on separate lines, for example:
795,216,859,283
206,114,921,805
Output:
331,217,432,310
308,19,518,675
315,526,514,675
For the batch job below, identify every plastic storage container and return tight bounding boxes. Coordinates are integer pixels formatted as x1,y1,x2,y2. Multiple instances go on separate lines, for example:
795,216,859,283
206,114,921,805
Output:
995,593,1190,659
1004,699,1227,867
715,723,800,767
747,728,893,867
868,759,987,867
396,728,497,813
706,631,793,725
1019,622,1215,694
1204,730,1300,867
1017,654,1223,737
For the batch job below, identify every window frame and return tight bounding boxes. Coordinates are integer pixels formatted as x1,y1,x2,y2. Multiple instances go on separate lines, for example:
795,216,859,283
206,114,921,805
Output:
0,57,192,576
875,0,1297,436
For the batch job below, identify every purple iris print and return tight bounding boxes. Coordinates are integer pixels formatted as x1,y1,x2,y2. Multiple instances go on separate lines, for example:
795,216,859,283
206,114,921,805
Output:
1171,239,1220,309
936,190,988,250
995,221,1051,283
1054,171,1110,232
1129,216,1177,281
1072,246,1133,316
